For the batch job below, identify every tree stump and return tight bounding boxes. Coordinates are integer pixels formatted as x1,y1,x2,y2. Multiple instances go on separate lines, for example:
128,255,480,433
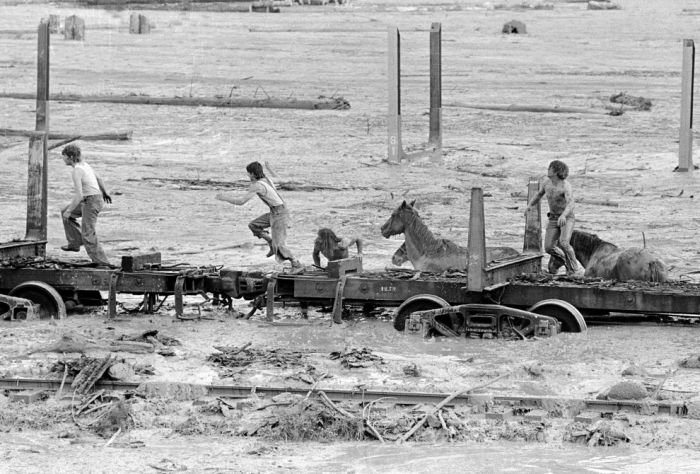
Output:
129,13,150,34
502,20,526,34
64,15,85,41
251,1,280,12
48,15,60,34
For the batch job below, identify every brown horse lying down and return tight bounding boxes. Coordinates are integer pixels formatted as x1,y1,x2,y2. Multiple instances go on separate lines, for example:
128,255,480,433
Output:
381,201,520,272
550,230,668,282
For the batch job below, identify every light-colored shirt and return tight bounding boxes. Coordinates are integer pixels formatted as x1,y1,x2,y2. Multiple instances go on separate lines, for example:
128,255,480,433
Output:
73,161,101,197
250,177,284,208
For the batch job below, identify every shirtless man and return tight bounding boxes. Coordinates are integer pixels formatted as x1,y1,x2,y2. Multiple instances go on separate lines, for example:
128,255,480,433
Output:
525,160,581,276
312,228,363,268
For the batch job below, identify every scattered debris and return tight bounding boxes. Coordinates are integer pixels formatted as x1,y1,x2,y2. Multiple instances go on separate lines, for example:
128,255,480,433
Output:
209,345,306,369
567,419,630,446
680,354,700,368
71,355,115,395
403,363,421,377
329,347,384,368
32,332,155,355
119,329,181,347
588,1,620,10
610,92,652,111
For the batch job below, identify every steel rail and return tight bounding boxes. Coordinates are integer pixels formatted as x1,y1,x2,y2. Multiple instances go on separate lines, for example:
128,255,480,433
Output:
0,377,687,417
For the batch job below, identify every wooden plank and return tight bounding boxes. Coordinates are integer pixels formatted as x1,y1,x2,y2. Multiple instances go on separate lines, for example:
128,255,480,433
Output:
523,178,542,253
387,26,403,163
679,39,695,171
120,252,162,272
25,20,50,242
0,128,132,141
428,22,442,148
503,281,700,316
466,188,486,291
326,257,361,278
0,240,46,259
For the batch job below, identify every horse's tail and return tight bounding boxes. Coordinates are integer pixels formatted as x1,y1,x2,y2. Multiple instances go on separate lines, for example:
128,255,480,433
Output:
648,260,668,283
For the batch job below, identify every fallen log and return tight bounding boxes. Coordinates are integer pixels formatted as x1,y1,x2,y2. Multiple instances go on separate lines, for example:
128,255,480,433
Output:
29,332,155,354
444,101,607,115
0,92,351,111
0,128,132,141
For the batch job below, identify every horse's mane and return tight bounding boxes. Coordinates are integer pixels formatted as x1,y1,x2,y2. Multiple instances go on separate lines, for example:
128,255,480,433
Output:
571,230,617,264
398,206,462,255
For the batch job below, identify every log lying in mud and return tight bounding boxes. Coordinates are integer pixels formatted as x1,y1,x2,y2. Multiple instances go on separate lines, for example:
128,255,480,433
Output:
444,101,608,115
0,128,132,141
0,92,351,110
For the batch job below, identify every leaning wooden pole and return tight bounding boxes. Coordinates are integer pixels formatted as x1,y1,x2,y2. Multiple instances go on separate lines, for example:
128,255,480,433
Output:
25,20,50,242
466,188,486,292
679,39,695,172
428,22,442,151
523,178,542,253
387,26,403,163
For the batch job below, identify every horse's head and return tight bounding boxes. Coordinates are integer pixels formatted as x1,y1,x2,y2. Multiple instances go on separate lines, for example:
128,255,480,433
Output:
391,242,408,266
380,200,416,238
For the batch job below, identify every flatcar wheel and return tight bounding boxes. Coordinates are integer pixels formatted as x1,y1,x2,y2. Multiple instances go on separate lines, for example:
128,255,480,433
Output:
528,299,586,333
9,281,67,320
394,296,448,331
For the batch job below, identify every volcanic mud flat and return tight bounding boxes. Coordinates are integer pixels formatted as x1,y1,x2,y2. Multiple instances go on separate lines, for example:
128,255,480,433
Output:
3,0,700,471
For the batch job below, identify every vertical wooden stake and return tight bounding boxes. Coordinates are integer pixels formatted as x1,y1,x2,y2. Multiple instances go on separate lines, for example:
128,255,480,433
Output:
428,22,442,151
266,280,275,321
26,20,50,241
467,188,486,292
679,39,695,172
387,26,403,163
523,178,542,253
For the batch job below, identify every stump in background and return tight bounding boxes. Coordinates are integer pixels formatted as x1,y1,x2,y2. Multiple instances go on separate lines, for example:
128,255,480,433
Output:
129,13,150,34
64,15,85,40
48,15,60,34
502,20,526,34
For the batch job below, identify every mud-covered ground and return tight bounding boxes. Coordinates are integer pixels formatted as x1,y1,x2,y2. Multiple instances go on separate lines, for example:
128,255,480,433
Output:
3,0,700,471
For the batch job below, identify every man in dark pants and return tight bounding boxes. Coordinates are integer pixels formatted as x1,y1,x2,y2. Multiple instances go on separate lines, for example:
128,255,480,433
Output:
60,144,112,267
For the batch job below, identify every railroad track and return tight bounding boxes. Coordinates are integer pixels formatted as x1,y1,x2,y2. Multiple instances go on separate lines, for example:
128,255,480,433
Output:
0,377,687,418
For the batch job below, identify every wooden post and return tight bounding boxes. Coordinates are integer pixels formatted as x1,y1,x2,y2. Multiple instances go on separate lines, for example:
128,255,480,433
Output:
523,178,542,253
129,13,150,34
679,39,695,172
64,15,85,41
466,188,486,292
25,20,50,242
428,22,442,151
387,26,403,163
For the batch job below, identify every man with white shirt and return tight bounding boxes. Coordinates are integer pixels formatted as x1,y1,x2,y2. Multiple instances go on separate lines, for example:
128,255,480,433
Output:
60,144,112,267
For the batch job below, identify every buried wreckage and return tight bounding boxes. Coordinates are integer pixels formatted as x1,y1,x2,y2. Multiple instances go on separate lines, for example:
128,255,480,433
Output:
5,186,700,342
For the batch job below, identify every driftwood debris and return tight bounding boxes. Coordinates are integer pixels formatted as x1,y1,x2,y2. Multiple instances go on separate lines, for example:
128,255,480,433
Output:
445,101,607,115
135,176,374,192
0,128,132,141
399,372,511,442
30,332,155,354
0,92,350,111
71,355,114,394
